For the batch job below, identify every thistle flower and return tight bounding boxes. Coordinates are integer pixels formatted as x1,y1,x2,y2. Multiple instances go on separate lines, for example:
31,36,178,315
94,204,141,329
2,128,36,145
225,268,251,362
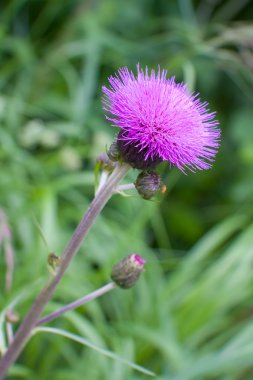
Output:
102,65,220,172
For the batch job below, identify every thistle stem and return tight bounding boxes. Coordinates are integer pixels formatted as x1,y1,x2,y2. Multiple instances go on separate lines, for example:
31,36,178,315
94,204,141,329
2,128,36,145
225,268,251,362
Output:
0,164,129,379
96,171,109,195
37,282,116,326
5,323,14,347
116,183,136,192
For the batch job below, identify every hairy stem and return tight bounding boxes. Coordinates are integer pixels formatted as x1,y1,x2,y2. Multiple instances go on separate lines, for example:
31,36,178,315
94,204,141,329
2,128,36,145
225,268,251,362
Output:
0,164,129,379
37,282,116,326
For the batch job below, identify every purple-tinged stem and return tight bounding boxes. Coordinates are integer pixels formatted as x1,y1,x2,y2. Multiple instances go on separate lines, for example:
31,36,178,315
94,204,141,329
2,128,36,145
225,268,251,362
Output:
0,164,129,380
116,183,136,193
5,323,14,347
37,282,116,326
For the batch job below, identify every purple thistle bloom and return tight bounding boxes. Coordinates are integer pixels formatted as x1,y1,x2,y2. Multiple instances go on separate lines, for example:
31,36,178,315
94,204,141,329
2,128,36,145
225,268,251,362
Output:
102,65,220,172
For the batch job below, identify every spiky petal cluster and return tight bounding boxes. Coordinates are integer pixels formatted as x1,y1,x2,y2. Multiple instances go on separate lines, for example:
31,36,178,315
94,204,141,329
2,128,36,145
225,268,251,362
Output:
102,65,220,172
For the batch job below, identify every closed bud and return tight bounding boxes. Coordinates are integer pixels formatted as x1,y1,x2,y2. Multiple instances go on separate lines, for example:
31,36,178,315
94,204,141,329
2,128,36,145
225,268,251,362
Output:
5,309,19,324
135,170,162,200
111,254,145,289
107,141,121,162
96,152,115,172
48,253,61,274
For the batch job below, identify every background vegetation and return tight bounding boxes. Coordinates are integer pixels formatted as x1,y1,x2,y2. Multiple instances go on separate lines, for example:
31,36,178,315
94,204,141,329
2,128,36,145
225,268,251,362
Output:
0,0,253,379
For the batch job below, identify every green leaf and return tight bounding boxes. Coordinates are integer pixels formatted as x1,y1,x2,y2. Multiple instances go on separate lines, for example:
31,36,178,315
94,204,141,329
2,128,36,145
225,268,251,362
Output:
33,326,156,377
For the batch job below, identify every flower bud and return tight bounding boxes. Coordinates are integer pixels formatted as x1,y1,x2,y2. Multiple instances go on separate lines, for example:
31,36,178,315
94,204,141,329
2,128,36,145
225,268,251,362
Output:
111,254,145,289
96,152,115,172
5,309,19,324
107,141,121,162
47,253,61,274
135,170,162,200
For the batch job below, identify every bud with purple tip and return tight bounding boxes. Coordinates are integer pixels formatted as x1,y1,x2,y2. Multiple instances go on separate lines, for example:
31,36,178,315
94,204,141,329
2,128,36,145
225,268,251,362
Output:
111,254,146,289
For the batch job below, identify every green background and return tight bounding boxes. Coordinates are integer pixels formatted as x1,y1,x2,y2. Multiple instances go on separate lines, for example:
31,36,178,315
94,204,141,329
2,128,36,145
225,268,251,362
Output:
0,0,253,379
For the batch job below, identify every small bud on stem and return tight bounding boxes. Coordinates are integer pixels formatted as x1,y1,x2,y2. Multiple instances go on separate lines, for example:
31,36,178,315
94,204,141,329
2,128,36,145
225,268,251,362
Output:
111,254,145,289
135,171,162,200
5,310,19,324
47,253,61,274
96,152,116,172
107,141,121,162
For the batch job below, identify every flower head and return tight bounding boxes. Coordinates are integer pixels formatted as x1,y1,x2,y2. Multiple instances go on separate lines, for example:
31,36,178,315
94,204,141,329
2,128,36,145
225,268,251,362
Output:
102,65,220,172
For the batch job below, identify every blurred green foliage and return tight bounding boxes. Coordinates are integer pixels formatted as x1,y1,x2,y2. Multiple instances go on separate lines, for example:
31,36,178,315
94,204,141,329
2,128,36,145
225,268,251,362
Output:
0,0,253,379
